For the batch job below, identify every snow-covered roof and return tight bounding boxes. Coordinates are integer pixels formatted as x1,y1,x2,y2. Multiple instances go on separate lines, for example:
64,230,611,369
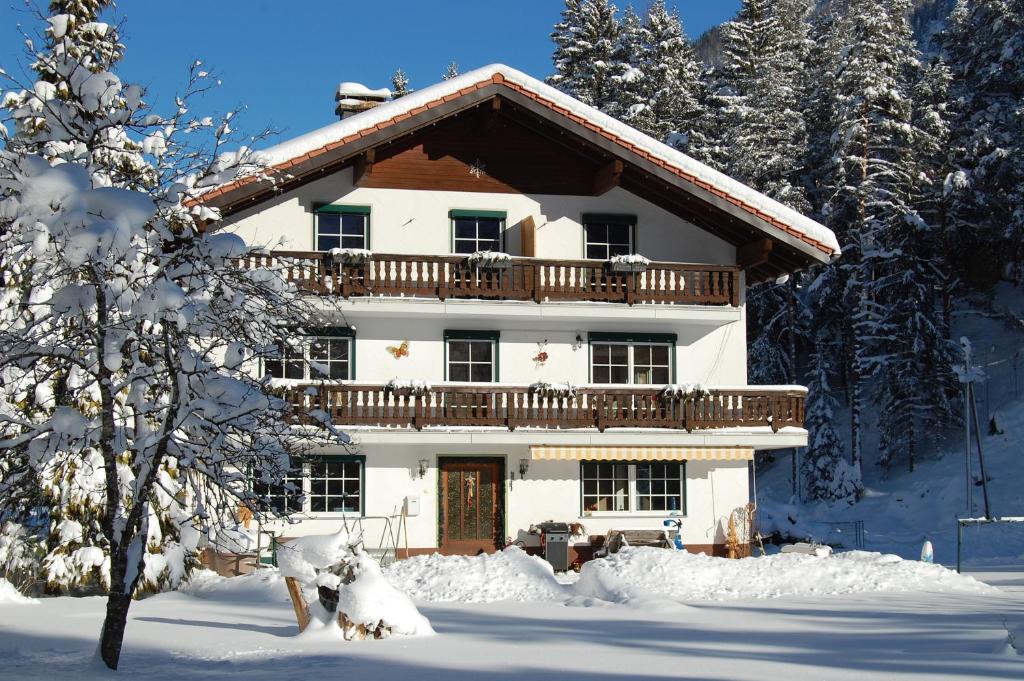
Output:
204,64,840,260
335,82,391,99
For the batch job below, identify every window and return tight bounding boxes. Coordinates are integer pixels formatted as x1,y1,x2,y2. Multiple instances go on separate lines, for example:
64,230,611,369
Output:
308,458,363,513
581,461,686,515
315,205,370,251
589,333,674,384
252,456,365,516
265,330,354,380
583,214,635,260
445,330,499,382
252,460,303,515
451,210,505,254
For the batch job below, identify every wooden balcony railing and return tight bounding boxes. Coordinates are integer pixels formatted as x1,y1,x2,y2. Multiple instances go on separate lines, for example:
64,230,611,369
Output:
239,252,741,307
285,383,804,433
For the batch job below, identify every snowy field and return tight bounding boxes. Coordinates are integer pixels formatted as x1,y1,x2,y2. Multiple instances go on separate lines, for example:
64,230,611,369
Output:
2,547,1023,680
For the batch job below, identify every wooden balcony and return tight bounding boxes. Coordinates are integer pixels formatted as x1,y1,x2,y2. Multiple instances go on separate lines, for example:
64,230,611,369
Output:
240,252,741,307
286,383,804,433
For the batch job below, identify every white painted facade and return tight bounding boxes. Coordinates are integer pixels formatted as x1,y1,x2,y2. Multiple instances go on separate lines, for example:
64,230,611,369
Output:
222,161,803,557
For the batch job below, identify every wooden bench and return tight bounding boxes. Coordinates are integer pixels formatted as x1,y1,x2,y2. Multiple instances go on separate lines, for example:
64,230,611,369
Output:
593,529,674,557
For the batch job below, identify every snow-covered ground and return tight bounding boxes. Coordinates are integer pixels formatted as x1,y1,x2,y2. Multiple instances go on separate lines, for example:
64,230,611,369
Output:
2,548,1022,680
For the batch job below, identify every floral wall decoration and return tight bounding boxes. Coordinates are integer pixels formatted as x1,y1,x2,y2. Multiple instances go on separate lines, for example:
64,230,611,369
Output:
532,340,549,366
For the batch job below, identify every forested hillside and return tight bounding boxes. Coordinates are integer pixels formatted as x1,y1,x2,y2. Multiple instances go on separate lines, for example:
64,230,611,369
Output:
547,0,1024,502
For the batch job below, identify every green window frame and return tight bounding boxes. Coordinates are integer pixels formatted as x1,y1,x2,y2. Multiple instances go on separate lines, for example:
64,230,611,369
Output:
314,204,371,252
450,209,506,254
582,213,637,260
444,330,500,382
588,332,676,384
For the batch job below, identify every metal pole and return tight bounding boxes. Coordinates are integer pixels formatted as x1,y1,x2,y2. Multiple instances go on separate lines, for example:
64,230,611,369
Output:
970,383,992,520
956,520,962,574
965,378,973,513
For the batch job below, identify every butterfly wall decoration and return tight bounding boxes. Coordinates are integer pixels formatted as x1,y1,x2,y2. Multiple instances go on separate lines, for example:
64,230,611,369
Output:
386,340,410,359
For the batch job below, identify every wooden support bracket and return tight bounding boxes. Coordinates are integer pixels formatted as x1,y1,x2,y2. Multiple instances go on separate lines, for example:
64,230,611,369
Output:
737,238,773,270
592,159,623,196
353,148,376,186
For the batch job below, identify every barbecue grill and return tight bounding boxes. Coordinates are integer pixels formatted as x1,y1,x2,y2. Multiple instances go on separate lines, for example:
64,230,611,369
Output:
536,521,571,571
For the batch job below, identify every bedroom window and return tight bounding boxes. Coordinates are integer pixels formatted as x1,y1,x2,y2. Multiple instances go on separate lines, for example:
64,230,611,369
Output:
252,460,304,515
583,214,635,260
315,205,370,251
451,210,505,254
581,461,686,515
264,329,354,380
589,333,674,384
445,330,499,382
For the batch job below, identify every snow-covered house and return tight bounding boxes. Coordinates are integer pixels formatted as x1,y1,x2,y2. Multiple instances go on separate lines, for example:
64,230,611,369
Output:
201,65,839,564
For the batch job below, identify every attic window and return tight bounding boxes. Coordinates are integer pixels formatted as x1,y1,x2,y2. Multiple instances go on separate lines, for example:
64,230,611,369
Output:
316,204,370,251
583,213,635,260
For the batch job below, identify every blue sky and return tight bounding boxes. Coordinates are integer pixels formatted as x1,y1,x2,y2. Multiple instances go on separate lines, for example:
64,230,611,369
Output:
1,1,741,143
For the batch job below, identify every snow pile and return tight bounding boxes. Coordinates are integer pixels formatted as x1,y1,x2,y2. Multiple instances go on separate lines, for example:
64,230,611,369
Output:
467,250,513,268
0,578,38,604
180,569,292,605
384,379,431,397
661,383,711,401
384,546,567,602
529,381,578,398
336,82,391,99
573,547,995,605
328,247,372,263
277,529,432,638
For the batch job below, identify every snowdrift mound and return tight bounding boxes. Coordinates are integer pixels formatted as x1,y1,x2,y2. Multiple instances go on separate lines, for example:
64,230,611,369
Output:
384,546,567,602
574,547,996,604
0,577,38,604
179,569,292,604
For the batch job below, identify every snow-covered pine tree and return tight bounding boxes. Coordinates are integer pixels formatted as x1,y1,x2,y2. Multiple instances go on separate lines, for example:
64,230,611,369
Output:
442,60,459,80
391,68,411,98
638,1,712,158
717,0,813,389
1,1,345,669
942,0,1024,286
547,0,620,110
803,327,863,502
604,4,647,125
824,0,945,473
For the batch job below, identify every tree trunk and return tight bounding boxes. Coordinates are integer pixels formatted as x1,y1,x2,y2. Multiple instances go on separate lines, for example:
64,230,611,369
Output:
99,590,132,669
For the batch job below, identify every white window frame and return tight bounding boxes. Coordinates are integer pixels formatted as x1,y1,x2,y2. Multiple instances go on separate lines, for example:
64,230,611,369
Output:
315,211,369,252
583,219,635,260
589,341,672,385
445,337,498,382
580,461,686,517
451,214,505,254
264,335,354,381
254,457,365,517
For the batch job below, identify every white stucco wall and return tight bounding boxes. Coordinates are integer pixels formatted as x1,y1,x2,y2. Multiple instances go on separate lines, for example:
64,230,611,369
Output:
261,444,750,552
333,315,745,386
221,168,736,265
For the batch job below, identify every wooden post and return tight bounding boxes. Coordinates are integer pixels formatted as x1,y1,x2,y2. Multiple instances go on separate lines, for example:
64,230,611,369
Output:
284,576,311,632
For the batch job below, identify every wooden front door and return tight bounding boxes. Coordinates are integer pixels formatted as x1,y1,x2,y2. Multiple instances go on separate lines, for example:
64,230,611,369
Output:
439,458,503,555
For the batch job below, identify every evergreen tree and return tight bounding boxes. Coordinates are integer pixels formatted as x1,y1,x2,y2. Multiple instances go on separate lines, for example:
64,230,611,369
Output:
942,0,1024,285
640,1,712,157
442,60,459,80
391,68,411,98
605,4,647,125
547,0,620,110
824,0,948,472
803,328,863,502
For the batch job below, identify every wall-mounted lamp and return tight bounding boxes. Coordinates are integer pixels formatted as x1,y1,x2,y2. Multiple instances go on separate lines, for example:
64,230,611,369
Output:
572,333,584,352
418,459,429,478
519,458,530,479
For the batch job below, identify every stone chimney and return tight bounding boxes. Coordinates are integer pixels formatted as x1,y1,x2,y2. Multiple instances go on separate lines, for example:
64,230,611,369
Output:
335,82,392,119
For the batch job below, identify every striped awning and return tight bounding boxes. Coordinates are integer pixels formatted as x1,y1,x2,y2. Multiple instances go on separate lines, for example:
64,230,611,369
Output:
529,446,754,461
